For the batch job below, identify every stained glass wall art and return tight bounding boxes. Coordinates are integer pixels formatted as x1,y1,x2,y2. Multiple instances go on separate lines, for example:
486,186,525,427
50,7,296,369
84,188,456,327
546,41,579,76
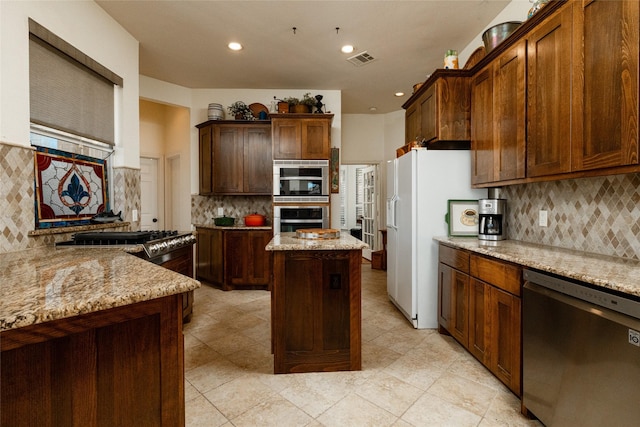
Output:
34,147,108,228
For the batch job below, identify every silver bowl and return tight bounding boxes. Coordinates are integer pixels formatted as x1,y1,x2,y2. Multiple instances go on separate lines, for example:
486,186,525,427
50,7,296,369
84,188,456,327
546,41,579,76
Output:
482,21,522,53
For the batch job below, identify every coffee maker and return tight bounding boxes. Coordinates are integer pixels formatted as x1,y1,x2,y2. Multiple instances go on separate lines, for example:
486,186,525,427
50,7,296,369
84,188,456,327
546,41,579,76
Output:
478,197,507,241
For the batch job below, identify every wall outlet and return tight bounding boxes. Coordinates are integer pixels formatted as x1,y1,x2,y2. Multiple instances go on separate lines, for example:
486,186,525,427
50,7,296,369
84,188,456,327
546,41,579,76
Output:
217,207,224,216
539,210,548,227
132,209,138,222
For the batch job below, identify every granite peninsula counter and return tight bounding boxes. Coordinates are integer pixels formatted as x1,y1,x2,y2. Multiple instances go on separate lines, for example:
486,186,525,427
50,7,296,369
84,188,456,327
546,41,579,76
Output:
267,232,368,374
433,237,640,297
0,246,200,426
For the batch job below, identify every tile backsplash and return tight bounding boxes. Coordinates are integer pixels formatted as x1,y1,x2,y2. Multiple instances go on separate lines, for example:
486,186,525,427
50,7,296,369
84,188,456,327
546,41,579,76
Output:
0,141,139,252
191,194,272,227
502,173,640,260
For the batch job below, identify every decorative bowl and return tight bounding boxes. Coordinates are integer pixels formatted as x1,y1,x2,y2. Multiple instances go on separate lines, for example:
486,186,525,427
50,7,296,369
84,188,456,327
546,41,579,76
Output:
482,21,522,54
214,216,235,226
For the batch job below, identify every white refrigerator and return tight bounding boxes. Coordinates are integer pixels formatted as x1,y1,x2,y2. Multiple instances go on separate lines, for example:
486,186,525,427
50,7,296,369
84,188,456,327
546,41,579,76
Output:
386,149,485,328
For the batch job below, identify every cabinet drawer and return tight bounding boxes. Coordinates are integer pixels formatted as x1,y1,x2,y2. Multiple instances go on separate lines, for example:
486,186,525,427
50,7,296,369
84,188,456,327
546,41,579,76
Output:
470,254,521,296
439,244,469,273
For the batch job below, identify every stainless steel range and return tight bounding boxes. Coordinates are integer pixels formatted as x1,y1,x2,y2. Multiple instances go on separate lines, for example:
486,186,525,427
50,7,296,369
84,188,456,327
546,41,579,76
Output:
59,230,196,260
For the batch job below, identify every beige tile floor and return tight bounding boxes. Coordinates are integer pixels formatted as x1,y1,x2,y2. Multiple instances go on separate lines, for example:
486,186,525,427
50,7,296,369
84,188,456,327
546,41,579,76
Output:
183,263,542,427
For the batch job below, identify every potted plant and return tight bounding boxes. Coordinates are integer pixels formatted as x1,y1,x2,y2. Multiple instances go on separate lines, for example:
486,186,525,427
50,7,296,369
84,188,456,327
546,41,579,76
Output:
299,93,317,113
227,101,254,120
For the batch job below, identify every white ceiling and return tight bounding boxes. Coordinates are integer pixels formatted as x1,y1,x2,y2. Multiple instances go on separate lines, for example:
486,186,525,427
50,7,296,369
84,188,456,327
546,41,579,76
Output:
96,0,511,114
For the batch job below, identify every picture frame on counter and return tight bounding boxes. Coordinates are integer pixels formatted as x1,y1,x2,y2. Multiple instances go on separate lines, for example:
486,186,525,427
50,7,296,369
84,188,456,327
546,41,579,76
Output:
445,199,479,237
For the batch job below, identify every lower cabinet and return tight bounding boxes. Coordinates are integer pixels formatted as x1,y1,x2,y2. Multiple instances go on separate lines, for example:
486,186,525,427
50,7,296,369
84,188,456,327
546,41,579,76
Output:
196,227,272,291
438,243,522,396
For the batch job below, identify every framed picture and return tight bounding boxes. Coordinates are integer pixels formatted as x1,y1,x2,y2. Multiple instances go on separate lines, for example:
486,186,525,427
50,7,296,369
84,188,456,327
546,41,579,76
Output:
330,147,339,193
446,199,479,236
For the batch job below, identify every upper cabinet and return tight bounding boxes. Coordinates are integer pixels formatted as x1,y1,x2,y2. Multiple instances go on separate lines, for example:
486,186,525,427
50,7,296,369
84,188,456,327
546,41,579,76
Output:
526,4,573,177
471,40,526,185
571,0,639,171
469,0,640,187
197,121,272,195
403,71,471,149
271,114,333,159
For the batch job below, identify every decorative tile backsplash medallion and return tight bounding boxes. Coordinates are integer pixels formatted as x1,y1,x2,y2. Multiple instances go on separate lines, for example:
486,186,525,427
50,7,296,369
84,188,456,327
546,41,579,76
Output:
502,173,640,260
112,167,141,231
1,143,36,253
34,147,108,228
191,194,272,226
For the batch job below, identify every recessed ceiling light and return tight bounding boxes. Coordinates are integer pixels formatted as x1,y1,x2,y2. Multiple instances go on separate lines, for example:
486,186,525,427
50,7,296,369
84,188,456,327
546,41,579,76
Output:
369,107,377,112
394,92,405,97
228,42,243,51
341,45,355,54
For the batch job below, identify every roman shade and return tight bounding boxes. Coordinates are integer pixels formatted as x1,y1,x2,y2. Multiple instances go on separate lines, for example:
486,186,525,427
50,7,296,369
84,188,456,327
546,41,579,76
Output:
28,19,123,146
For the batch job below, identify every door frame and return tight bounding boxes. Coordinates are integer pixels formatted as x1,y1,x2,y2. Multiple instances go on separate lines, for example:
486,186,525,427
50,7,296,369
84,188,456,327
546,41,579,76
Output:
140,154,164,230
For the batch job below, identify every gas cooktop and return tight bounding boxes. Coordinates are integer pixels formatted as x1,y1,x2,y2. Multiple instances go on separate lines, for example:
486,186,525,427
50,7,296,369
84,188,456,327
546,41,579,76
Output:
57,230,196,258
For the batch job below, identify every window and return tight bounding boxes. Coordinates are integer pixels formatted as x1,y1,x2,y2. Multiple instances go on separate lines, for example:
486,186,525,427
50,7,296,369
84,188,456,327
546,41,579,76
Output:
29,19,121,228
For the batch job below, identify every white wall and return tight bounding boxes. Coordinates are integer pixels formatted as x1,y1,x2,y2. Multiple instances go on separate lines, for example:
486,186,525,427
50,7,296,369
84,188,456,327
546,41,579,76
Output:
0,0,139,168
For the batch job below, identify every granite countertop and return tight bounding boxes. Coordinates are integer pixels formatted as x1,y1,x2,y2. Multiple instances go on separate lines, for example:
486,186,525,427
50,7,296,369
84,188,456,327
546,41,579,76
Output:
194,223,272,231
0,247,200,332
434,237,640,298
266,232,369,251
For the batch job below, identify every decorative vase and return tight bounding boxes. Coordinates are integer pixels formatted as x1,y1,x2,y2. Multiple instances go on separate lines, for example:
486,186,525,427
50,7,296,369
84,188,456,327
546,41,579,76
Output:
277,102,289,113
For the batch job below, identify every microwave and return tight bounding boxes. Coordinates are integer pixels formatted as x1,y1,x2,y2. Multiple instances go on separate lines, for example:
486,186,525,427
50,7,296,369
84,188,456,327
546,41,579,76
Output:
273,160,330,203
273,205,330,235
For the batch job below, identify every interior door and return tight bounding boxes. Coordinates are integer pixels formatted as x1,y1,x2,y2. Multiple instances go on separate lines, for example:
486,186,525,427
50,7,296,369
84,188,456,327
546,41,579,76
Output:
140,157,161,230
360,165,377,260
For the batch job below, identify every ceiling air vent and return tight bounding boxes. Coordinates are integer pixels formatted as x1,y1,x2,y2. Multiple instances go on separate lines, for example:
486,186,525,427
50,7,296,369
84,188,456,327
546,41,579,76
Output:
347,51,376,67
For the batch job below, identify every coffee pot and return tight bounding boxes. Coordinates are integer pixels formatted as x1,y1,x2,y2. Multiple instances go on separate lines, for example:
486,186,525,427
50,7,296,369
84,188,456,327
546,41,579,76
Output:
478,198,506,241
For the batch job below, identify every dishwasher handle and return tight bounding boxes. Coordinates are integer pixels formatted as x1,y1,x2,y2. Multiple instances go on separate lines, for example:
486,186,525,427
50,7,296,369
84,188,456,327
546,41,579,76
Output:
524,275,640,330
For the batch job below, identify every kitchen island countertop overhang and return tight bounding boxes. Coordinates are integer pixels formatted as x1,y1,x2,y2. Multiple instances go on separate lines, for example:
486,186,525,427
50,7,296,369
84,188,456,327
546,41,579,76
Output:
0,246,200,332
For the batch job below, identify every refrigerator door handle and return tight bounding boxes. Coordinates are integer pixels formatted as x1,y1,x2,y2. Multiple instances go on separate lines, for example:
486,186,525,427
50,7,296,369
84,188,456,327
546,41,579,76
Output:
387,196,398,229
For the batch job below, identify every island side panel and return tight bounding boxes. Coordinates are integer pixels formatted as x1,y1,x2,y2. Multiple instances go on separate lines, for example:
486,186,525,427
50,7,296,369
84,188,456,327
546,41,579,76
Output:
272,249,362,374
0,295,185,427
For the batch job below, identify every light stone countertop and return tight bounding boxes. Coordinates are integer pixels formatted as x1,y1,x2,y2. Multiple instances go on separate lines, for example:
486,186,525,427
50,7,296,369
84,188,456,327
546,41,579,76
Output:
434,237,640,298
0,247,200,332
266,232,369,251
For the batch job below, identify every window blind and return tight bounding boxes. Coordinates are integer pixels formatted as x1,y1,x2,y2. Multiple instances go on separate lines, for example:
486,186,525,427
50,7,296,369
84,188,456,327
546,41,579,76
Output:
28,19,122,146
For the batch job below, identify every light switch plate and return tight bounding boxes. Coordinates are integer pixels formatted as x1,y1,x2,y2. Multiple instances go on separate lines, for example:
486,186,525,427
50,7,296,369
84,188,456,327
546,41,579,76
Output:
132,209,138,222
217,207,224,216
539,210,548,227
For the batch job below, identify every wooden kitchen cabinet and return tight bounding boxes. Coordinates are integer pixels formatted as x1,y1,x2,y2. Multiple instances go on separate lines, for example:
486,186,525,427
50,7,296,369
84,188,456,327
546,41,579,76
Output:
526,4,573,177
470,38,526,185
271,114,333,159
571,0,639,171
402,70,471,149
438,243,522,396
197,121,272,195
271,249,361,374
196,227,271,291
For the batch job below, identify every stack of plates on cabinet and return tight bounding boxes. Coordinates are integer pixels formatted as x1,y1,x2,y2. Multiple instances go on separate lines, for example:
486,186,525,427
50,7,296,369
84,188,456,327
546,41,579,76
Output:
208,103,224,120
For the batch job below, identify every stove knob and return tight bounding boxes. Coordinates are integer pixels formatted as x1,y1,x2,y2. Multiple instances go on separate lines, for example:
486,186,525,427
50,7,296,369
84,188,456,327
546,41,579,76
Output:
149,244,159,254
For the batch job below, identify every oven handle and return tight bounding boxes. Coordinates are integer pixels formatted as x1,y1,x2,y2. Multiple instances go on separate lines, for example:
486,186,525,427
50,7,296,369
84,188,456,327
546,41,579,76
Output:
280,219,324,224
278,176,323,181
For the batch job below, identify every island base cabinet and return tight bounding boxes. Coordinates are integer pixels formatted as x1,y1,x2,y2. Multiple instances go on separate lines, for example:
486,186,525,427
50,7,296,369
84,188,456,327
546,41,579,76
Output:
1,295,185,427
272,250,361,374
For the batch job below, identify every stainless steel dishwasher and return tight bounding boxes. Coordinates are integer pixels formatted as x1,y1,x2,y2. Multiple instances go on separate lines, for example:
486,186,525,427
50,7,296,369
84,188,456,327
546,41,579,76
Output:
523,269,640,427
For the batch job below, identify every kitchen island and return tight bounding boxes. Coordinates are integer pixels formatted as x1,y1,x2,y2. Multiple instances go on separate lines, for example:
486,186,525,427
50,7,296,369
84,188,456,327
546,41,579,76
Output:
0,246,200,426
267,232,368,374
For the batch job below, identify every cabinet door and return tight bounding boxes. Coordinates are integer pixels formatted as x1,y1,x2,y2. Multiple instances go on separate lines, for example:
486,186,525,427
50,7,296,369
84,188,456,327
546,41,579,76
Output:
301,118,330,159
527,6,573,177
450,266,469,347
272,119,302,159
196,228,213,282
419,84,437,142
213,126,244,193
468,278,490,365
247,231,272,286
438,263,453,331
489,286,521,395
494,40,526,181
225,231,249,288
243,126,273,194
198,126,213,195
572,0,639,171
405,102,419,143
471,65,495,184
